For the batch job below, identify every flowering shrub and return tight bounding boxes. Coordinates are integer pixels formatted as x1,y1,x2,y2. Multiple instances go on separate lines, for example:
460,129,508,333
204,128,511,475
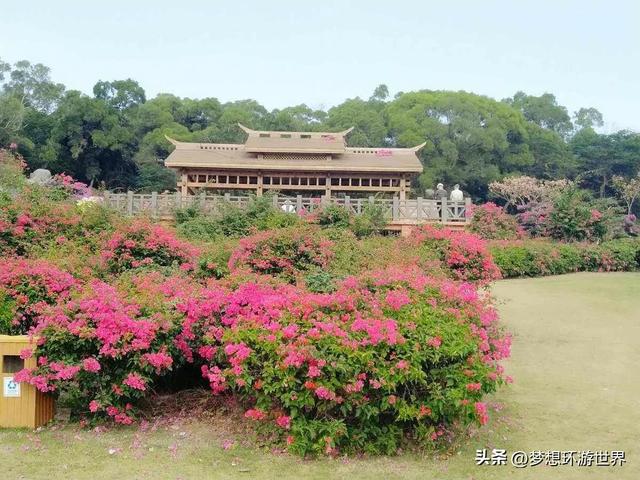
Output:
546,188,607,242
0,148,28,191
0,258,77,334
228,226,334,283
468,202,522,240
100,219,200,274
175,267,510,455
410,226,501,284
489,175,570,209
0,189,83,255
14,279,182,423
316,204,352,229
515,200,554,237
51,173,92,198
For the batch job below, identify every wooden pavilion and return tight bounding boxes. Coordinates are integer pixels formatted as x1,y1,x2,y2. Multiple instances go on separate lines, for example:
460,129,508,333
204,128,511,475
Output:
164,124,425,199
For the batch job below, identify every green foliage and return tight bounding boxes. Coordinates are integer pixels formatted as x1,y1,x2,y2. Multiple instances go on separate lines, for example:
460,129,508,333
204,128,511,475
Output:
2,56,638,203
316,204,352,229
175,195,300,241
547,188,607,241
490,239,640,278
303,270,337,293
386,90,535,198
503,91,573,137
0,292,16,335
350,203,387,238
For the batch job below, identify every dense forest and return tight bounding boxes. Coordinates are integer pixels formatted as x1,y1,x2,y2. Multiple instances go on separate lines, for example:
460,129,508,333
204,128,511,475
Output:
1,58,639,200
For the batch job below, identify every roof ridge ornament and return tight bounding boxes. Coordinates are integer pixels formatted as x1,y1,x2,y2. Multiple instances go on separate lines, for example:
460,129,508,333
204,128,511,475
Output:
411,142,427,152
164,135,179,146
237,123,254,134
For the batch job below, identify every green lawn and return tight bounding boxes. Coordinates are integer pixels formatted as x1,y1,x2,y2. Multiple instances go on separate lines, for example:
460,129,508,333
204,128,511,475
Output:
2,273,638,480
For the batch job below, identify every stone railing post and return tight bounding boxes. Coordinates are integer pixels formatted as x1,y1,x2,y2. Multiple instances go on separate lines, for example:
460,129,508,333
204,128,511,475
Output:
416,197,423,221
441,199,449,223
464,197,472,222
151,191,158,218
392,196,399,221
296,195,303,213
127,190,134,216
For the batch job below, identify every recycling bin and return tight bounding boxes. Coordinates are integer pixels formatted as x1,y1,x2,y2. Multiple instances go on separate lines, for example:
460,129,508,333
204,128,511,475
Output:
0,335,54,428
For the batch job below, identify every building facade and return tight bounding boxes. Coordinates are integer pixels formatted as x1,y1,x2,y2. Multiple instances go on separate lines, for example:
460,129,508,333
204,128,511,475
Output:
164,124,424,199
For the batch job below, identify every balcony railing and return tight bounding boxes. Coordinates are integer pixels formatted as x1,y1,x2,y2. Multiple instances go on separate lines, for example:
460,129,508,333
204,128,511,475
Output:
102,192,471,223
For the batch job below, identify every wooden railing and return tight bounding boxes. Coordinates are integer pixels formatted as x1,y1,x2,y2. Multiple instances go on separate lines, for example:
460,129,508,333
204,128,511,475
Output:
102,192,471,224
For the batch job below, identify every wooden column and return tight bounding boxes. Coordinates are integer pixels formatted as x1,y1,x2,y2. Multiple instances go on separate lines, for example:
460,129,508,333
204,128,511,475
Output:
257,172,263,196
180,171,188,196
325,172,332,199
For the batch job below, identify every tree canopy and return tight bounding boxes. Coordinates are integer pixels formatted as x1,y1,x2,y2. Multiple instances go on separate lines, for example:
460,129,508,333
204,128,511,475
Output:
0,58,638,199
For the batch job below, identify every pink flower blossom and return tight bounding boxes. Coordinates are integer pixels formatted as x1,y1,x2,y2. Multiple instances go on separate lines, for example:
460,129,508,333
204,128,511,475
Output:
475,401,489,425
123,373,146,391
276,415,291,429
83,357,101,373
19,349,33,360
244,408,266,421
395,360,410,370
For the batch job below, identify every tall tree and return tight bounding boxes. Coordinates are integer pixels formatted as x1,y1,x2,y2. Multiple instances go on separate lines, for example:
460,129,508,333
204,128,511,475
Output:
386,90,534,199
571,129,640,196
93,79,146,111
573,107,604,131
503,91,573,137
325,98,388,147
43,90,138,188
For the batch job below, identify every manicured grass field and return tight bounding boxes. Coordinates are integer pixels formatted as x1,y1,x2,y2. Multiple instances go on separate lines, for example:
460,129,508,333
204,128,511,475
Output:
1,273,638,479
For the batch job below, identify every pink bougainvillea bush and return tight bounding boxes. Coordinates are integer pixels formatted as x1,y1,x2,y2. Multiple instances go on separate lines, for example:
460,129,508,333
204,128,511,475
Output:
410,225,501,285
50,173,92,198
228,226,334,283
0,258,77,335
100,219,200,274
175,266,510,455
13,278,185,424
0,190,83,255
468,202,523,240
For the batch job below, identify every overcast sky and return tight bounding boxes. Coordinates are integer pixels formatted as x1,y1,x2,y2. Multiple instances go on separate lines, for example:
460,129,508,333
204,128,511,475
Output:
2,0,638,131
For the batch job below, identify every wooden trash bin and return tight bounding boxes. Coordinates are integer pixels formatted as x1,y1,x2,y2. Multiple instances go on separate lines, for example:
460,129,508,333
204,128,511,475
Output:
0,335,55,428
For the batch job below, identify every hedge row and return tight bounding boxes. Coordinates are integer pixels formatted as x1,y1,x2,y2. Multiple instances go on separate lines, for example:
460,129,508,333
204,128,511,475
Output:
489,238,640,278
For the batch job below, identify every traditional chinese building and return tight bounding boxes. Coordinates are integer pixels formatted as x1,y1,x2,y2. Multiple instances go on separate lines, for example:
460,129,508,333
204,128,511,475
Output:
164,124,424,199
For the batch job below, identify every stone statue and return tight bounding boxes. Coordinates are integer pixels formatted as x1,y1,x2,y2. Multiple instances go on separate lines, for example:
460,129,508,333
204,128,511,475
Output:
450,184,464,202
27,169,52,185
